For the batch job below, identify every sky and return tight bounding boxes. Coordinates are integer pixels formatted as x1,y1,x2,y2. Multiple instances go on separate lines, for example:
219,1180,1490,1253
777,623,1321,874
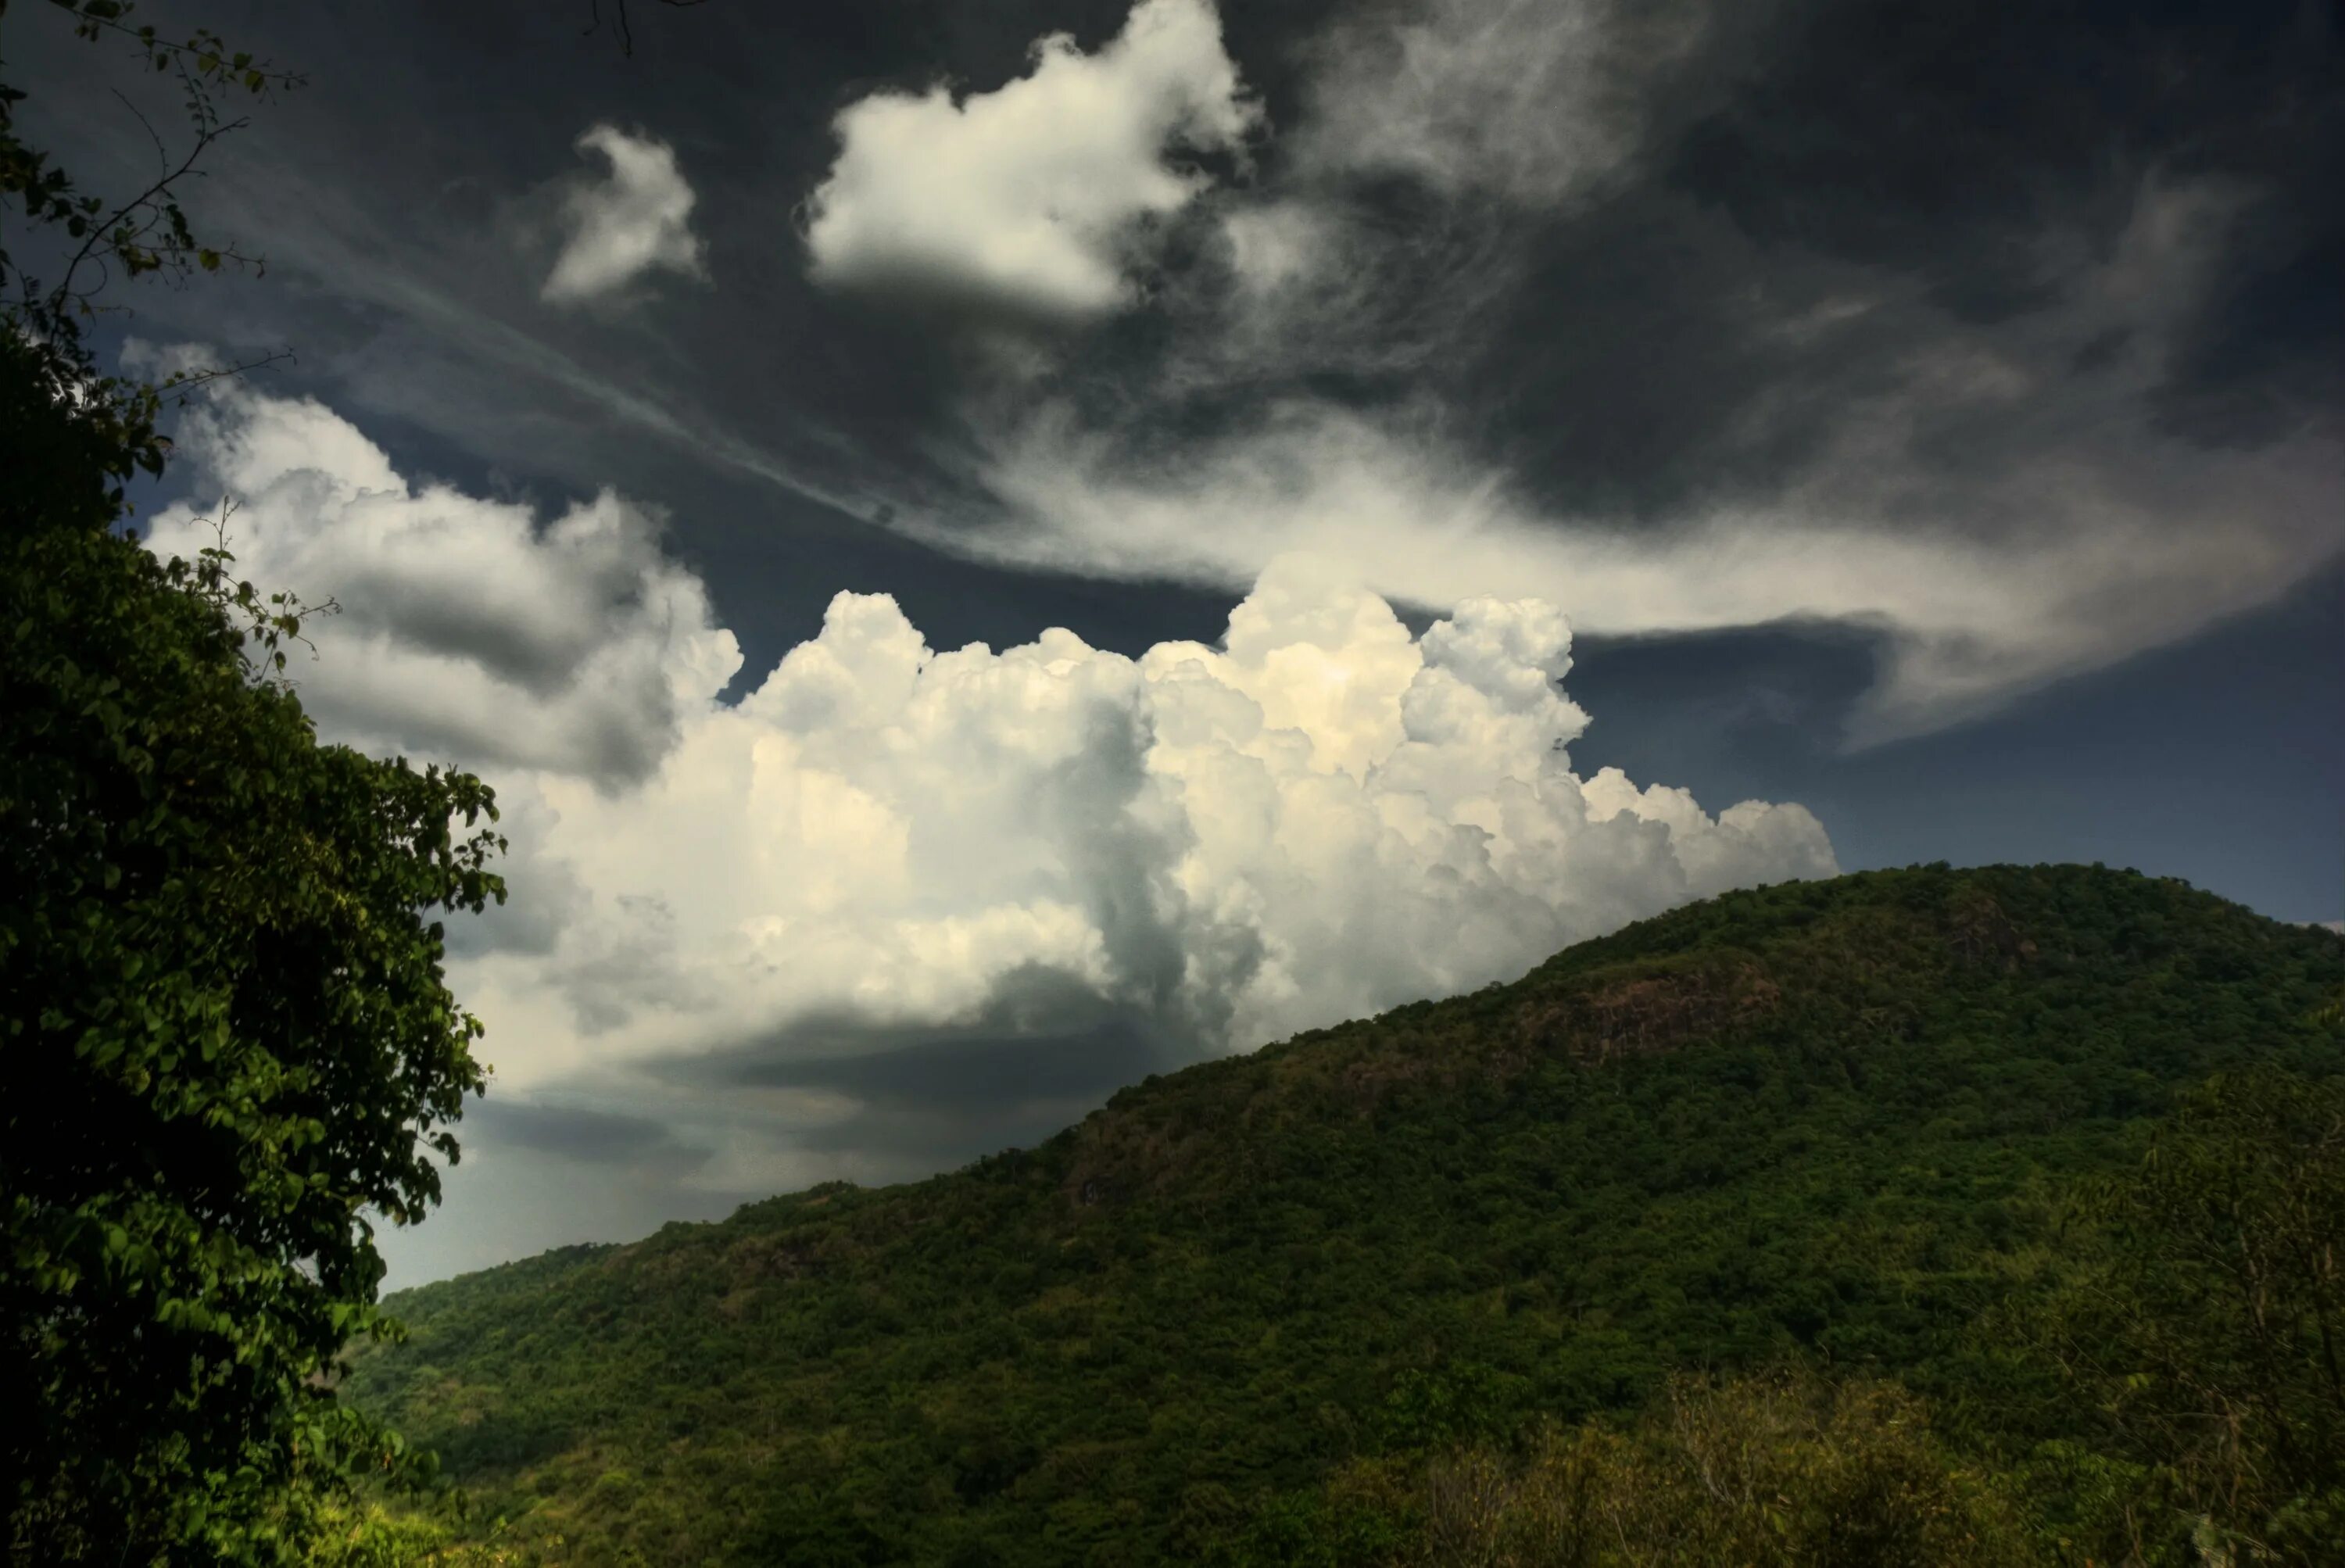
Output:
13,0,2341,1285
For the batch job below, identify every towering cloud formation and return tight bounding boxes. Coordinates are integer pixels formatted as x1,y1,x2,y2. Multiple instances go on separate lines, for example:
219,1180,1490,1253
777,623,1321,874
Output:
542,124,705,304
143,375,1834,1104
801,0,1258,320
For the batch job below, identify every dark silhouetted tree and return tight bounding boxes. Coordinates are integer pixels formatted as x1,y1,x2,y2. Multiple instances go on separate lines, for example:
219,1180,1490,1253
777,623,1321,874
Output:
3,5,504,1560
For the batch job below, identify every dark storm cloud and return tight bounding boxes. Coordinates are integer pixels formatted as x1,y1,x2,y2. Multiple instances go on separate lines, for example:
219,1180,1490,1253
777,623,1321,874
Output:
1047,0,2345,522
466,1098,711,1177
2156,220,2345,449
1668,2,2332,291
666,967,1187,1163
1453,195,1837,517
1645,0,2344,459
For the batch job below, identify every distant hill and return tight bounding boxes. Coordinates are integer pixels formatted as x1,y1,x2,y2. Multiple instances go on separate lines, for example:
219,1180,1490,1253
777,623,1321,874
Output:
340,865,2344,1566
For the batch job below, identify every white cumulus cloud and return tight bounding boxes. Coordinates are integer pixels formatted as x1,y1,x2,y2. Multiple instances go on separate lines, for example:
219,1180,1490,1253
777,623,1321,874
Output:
542,124,706,304
453,553,1834,1093
801,0,1260,320
141,373,1837,1277
144,374,1833,1088
141,374,741,784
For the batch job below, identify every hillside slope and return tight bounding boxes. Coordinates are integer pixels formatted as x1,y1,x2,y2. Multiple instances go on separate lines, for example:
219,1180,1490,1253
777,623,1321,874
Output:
342,865,2343,1565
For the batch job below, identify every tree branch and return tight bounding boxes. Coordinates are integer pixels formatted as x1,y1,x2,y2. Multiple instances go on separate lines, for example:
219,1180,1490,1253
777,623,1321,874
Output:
584,0,714,58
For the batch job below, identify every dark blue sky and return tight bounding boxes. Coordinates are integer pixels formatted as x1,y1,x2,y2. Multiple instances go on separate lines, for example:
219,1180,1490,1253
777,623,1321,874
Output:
1569,567,2343,925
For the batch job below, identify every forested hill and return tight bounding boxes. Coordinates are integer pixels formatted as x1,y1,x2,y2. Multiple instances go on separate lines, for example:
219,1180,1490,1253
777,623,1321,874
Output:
340,865,2345,1566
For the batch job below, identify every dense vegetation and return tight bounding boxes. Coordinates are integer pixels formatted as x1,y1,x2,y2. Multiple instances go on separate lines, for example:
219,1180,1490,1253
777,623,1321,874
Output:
2,324,503,1562
5,11,503,1560
341,865,2344,1565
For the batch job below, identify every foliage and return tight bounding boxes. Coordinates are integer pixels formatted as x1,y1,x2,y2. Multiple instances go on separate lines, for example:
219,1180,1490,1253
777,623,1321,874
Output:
1234,1059,2345,1566
338,865,2345,1565
3,0,298,357
1,324,507,1561
296,1500,554,1568
1994,1067,2345,1565
2,0,297,536
1218,1369,2035,1567
2,11,503,1562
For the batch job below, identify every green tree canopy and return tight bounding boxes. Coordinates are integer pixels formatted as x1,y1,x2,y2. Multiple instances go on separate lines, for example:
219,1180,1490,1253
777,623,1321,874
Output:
2011,1065,2345,1563
3,7,506,1559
